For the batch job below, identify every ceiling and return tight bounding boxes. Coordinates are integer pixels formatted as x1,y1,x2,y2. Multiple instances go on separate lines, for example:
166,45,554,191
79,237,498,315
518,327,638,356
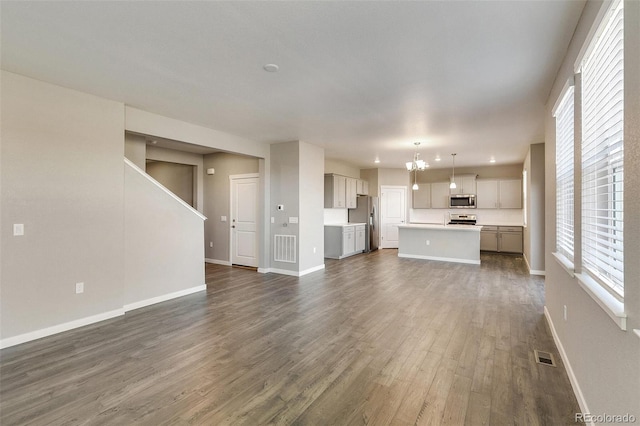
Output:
1,1,585,169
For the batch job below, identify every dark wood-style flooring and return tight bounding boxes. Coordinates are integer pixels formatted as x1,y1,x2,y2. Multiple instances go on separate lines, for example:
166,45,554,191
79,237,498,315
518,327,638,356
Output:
1,250,581,425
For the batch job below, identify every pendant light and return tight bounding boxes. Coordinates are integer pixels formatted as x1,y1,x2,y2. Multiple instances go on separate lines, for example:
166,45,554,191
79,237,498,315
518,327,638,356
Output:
449,153,457,189
412,169,419,190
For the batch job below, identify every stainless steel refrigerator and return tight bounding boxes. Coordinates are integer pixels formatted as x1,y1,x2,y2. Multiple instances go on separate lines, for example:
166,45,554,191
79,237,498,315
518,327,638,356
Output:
348,195,379,251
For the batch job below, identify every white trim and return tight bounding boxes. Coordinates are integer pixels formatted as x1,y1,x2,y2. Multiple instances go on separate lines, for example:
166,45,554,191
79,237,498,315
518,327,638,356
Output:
266,264,326,277
544,307,592,425
229,173,259,180
551,77,575,117
523,253,546,276
634,330,640,339
0,308,124,349
574,273,626,331
205,258,231,266
124,158,207,220
573,0,615,73
124,285,206,312
398,253,480,265
552,252,575,278
299,264,325,276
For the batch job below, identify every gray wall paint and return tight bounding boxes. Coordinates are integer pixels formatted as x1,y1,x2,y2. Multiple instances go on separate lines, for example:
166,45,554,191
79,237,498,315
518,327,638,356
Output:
523,143,545,272
299,142,325,271
270,142,300,273
360,169,379,196
124,133,146,169
1,71,125,339
202,152,259,262
146,161,195,207
324,158,360,179
146,145,204,212
545,0,639,418
124,163,204,304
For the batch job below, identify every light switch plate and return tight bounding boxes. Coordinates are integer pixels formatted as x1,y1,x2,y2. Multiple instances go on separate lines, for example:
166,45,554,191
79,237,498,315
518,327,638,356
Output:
13,224,24,236
75,282,84,294
221,216,227,222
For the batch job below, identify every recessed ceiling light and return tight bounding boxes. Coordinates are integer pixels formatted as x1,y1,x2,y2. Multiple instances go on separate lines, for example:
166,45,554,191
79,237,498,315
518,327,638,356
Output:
435,156,441,162
490,158,496,163
263,63,279,72
374,159,380,164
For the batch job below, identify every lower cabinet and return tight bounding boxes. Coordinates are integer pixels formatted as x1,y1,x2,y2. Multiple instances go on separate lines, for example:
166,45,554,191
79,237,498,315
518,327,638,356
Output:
325,224,366,259
480,225,523,254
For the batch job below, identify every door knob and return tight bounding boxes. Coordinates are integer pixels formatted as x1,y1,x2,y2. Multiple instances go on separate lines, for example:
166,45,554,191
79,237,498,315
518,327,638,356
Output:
232,225,236,228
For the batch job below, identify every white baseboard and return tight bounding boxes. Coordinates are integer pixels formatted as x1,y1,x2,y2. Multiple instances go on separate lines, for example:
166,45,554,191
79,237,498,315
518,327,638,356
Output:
0,308,125,349
205,258,231,266
0,285,207,350
544,306,592,423
523,254,546,276
398,253,481,265
265,264,326,277
124,284,206,312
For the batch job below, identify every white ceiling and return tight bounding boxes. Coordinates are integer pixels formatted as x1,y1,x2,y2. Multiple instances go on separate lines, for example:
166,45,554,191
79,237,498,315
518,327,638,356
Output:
1,1,585,169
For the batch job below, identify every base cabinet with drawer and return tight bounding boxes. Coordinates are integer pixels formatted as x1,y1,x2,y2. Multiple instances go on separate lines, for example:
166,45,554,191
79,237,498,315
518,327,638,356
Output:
480,225,523,253
325,224,366,259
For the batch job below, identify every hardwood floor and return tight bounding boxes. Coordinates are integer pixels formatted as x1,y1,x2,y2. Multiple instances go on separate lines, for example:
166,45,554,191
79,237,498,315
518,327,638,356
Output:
0,250,581,425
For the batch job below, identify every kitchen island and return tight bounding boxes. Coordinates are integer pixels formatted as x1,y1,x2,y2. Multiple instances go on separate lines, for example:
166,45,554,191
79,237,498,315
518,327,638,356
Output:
398,224,483,265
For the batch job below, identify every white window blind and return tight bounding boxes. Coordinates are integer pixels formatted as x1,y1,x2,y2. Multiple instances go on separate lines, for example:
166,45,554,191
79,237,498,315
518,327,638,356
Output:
581,0,624,298
554,86,575,262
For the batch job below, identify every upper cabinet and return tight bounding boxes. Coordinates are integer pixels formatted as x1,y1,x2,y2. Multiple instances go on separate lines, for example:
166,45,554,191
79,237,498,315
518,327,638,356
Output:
346,177,357,208
324,174,347,208
356,179,369,195
325,174,368,209
412,183,431,209
450,174,477,195
476,179,522,209
431,182,451,209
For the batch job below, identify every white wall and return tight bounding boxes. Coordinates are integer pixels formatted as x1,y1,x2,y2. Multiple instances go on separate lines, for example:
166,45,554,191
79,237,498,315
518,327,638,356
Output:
1,71,125,342
545,0,639,418
124,161,205,306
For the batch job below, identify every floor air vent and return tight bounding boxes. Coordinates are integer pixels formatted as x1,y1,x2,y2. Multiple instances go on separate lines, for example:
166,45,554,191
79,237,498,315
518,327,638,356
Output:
534,349,557,367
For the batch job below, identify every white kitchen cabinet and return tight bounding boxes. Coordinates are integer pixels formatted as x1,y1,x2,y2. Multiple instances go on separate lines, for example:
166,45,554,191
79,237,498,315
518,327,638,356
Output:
346,178,358,208
355,225,366,252
450,174,477,195
324,224,364,259
476,179,522,209
324,174,347,208
499,179,522,209
412,184,431,209
356,179,369,195
431,182,450,209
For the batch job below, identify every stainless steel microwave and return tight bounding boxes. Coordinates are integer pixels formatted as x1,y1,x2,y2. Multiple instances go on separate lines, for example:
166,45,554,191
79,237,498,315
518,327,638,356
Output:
449,194,476,208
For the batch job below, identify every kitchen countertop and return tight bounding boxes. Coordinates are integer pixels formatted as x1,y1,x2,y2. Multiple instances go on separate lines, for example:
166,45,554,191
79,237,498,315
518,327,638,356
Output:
399,223,483,232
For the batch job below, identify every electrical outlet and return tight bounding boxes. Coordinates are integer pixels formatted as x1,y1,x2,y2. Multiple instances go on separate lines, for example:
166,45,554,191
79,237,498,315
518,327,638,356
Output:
209,242,213,248
271,217,275,223
313,247,316,254
563,305,568,321
426,240,430,246
76,282,84,294
221,216,227,222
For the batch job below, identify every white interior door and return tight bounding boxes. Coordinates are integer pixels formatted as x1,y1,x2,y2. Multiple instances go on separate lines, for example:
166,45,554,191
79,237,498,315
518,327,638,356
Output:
231,176,259,267
380,186,406,249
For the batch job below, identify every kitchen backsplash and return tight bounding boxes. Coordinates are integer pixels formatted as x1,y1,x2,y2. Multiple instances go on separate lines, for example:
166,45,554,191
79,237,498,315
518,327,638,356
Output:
324,208,348,224
410,208,524,226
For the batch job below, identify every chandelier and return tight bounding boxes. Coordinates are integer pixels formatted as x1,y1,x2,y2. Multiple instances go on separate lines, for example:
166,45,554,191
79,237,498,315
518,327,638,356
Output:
406,142,428,172
406,142,428,190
